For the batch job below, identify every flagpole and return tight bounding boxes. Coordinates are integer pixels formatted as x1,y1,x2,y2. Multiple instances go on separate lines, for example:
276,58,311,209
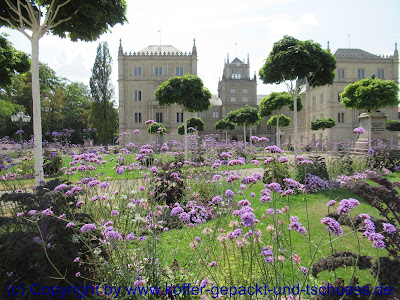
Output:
157,29,161,52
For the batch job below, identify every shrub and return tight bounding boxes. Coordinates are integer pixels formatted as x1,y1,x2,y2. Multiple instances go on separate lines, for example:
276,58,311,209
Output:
43,150,63,176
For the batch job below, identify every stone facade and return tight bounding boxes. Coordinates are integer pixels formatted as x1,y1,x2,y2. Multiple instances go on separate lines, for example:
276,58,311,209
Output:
118,40,198,144
280,45,399,146
200,54,274,142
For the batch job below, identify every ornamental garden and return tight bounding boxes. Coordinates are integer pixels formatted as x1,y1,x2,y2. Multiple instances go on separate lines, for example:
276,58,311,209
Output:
1,131,400,299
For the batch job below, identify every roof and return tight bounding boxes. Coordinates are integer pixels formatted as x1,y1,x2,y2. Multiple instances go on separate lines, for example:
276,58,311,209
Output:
210,94,222,106
231,57,244,64
139,45,182,54
334,48,383,59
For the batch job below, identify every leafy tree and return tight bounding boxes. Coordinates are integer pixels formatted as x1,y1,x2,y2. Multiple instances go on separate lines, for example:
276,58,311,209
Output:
147,123,167,145
0,99,25,138
386,120,400,132
62,82,93,144
155,74,211,158
259,91,301,147
386,120,400,147
0,33,30,88
226,106,260,148
215,118,235,143
178,117,205,135
89,42,118,149
311,118,336,149
341,78,399,149
267,114,291,127
0,0,127,184
310,118,336,131
259,35,336,156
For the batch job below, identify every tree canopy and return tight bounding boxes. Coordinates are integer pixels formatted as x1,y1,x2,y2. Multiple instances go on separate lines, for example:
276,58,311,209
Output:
155,74,211,113
386,120,400,132
0,34,30,88
310,118,336,131
215,118,236,131
259,35,336,88
340,78,399,111
148,123,167,135
267,114,291,127
178,117,205,135
259,91,302,118
226,106,260,127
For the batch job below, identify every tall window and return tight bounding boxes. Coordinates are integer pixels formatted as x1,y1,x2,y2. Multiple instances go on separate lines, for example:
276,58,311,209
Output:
231,69,242,79
243,97,248,103
231,97,236,103
338,112,345,123
134,91,142,102
156,112,163,123
378,69,384,79
134,112,142,123
155,67,163,76
176,112,183,123
231,88,236,94
213,111,219,118
134,67,142,76
320,94,324,104
358,69,365,79
243,88,248,94
338,69,345,78
176,67,183,76
312,96,316,107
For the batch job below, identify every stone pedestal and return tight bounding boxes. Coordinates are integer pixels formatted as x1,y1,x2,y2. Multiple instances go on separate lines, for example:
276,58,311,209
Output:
356,112,389,147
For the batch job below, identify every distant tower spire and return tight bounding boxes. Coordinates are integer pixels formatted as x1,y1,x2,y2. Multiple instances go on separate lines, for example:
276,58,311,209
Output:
227,53,229,64
247,53,249,64
118,38,123,56
192,38,197,55
327,41,330,50
395,42,398,59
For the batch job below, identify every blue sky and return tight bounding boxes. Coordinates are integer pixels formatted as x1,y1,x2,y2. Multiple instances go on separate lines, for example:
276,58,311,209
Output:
1,0,399,97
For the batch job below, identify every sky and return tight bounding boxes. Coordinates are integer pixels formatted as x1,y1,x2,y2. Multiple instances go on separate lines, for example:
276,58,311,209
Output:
1,0,400,98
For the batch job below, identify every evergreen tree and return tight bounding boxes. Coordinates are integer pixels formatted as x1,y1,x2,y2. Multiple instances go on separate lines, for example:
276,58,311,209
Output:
89,42,118,149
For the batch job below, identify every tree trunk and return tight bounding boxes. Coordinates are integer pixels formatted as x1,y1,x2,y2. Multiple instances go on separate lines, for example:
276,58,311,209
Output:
225,131,228,144
184,110,187,160
31,31,44,185
276,115,280,148
369,113,372,151
293,79,299,158
243,125,246,149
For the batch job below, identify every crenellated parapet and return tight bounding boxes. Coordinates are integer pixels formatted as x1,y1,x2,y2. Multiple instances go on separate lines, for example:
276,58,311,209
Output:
123,51,192,56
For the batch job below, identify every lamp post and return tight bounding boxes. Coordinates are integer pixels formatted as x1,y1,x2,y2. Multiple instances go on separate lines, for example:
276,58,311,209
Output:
11,111,31,142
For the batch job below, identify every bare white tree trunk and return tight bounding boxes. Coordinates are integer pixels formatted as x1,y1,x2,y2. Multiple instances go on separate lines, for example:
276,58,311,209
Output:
184,110,187,160
276,115,280,148
243,125,246,149
32,31,44,184
293,79,299,158
369,113,372,151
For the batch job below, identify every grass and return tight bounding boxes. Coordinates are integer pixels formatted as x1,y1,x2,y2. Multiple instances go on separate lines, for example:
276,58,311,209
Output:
158,182,386,286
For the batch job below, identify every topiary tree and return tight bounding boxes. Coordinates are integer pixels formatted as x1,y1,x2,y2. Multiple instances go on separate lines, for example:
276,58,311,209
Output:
311,118,336,149
177,117,205,135
0,0,127,184
154,74,211,159
147,123,167,145
259,91,301,148
226,105,260,148
215,118,235,143
341,78,399,149
259,35,336,157
386,120,400,148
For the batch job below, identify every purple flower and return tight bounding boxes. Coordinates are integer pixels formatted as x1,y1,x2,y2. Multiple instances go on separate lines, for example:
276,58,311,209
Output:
126,233,135,241
137,236,147,241
111,210,119,216
337,198,360,215
209,261,218,267
278,157,288,163
42,209,54,216
264,157,275,164
80,223,96,234
99,182,109,188
134,129,140,134
321,217,343,236
54,183,68,191
353,127,366,135
75,272,81,277
289,216,307,235
16,212,24,217
301,266,308,275
116,167,124,175
266,209,274,215
383,223,397,235
265,145,282,153
225,189,235,198
327,200,336,207
241,212,256,227
260,246,274,263
28,210,37,215
66,222,75,228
